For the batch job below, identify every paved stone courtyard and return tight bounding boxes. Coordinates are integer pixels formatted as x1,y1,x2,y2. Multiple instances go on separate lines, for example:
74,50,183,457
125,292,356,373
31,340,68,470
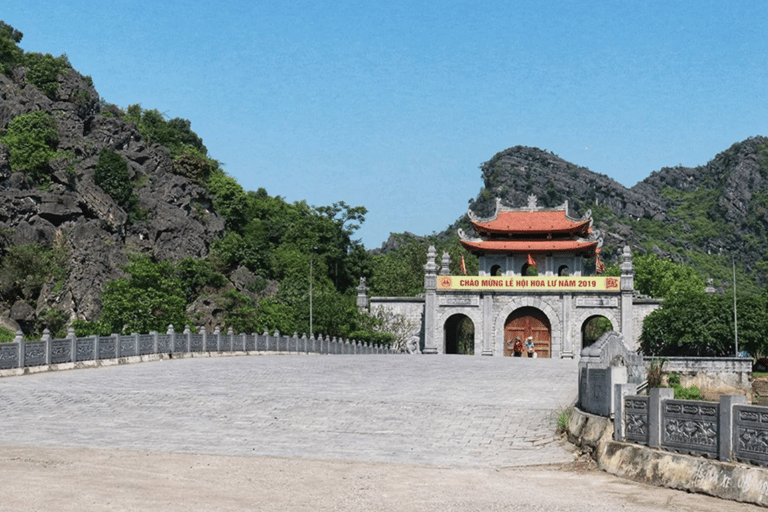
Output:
0,354,579,467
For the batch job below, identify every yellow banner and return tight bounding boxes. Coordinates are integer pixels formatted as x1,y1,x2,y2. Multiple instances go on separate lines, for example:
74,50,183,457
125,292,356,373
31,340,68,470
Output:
437,275,620,292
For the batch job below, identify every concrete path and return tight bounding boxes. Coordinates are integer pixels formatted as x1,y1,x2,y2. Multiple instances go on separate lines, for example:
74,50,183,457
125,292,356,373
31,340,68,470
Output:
0,354,579,467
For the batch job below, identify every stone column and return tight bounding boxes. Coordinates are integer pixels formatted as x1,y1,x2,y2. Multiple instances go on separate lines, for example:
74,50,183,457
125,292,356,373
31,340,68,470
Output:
356,277,369,312
620,245,635,345
482,293,493,356
719,394,747,462
422,245,438,354
648,387,674,448
561,293,573,358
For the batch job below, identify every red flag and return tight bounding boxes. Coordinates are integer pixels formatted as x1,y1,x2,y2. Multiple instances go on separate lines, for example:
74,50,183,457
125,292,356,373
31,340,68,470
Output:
526,253,538,269
460,255,467,275
596,255,605,274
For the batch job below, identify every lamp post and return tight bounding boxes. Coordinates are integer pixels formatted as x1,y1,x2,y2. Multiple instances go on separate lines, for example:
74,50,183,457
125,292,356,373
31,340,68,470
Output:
310,246,317,337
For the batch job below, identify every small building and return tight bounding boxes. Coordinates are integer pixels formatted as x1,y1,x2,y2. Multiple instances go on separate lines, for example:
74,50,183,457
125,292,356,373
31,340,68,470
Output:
361,196,659,357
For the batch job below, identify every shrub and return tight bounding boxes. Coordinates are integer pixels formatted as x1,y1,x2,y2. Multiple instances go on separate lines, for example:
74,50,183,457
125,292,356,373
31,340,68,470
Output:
24,52,69,98
94,148,132,205
0,327,15,343
0,110,59,184
0,242,68,303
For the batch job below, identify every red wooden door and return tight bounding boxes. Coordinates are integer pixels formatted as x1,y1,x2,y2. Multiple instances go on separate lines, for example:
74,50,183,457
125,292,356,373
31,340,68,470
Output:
504,307,551,358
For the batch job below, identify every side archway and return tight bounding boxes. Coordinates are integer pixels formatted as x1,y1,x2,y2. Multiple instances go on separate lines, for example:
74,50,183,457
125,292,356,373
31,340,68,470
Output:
581,315,614,349
572,309,620,353
444,314,475,355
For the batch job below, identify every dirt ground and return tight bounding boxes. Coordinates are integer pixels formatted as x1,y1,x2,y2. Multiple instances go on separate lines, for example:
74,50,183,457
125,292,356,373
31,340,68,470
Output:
0,445,762,512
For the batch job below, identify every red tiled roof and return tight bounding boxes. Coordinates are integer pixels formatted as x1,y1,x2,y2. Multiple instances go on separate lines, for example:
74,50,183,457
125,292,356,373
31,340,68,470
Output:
459,238,599,256
470,211,591,236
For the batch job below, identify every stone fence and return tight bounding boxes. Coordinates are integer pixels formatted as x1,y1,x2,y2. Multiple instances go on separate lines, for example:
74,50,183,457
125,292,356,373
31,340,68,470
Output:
0,326,395,370
614,386,768,467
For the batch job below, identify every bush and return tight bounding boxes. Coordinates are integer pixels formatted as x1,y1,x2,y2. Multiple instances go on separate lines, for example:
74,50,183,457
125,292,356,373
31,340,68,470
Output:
1,110,59,184
0,242,68,303
0,21,24,75
94,148,132,205
0,327,15,343
24,52,69,98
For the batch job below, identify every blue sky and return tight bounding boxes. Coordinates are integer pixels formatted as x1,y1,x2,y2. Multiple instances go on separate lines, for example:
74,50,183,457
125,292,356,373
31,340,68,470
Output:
4,1,767,248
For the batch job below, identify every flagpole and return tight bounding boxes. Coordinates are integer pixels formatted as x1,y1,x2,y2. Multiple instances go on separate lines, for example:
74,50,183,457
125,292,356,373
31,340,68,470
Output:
733,257,738,356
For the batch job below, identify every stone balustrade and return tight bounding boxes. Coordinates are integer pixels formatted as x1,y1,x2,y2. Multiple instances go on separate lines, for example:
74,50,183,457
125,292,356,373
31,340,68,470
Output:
614,385,768,467
0,326,395,371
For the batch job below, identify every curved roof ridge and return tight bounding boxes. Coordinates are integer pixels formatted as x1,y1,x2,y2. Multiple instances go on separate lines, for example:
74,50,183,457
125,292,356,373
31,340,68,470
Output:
467,195,591,225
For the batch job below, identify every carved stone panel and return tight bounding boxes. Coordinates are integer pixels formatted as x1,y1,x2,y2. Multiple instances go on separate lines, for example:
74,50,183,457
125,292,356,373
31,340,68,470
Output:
157,334,172,353
0,343,19,369
734,405,768,466
438,295,480,307
575,297,619,308
51,339,71,364
625,396,649,445
661,400,719,457
76,338,95,362
120,335,136,357
24,341,46,367
99,337,116,359
190,334,204,352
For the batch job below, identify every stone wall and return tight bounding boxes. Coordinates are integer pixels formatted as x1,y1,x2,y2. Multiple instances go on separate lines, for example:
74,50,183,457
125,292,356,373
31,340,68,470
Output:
651,356,753,401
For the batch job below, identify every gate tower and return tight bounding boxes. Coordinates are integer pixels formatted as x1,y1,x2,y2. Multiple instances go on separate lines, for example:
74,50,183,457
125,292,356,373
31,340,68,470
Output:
421,195,642,357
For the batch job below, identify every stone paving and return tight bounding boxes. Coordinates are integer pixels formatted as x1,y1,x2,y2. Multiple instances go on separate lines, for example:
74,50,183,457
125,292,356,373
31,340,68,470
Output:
0,354,579,467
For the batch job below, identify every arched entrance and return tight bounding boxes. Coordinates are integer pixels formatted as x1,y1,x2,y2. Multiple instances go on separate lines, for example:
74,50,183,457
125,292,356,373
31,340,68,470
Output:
444,314,475,355
504,307,551,358
581,315,613,349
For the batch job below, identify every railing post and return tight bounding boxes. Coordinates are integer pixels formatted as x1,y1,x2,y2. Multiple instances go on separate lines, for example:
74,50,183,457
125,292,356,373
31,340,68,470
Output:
184,325,191,353
168,324,176,352
152,330,159,355
43,329,52,365
719,394,748,462
227,327,234,352
133,332,140,356
68,327,77,363
114,332,121,358
16,330,24,369
648,388,674,448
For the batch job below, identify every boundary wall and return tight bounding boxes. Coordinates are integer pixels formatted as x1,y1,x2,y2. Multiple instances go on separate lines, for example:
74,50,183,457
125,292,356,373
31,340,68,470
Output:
0,326,395,373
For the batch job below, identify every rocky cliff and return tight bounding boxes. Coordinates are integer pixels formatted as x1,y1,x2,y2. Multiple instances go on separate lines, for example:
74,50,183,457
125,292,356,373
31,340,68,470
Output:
463,137,768,285
0,59,225,330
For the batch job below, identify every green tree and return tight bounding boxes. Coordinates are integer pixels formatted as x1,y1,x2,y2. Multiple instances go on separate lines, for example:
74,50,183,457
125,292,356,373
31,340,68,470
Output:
634,254,705,299
1,110,59,184
100,255,188,334
0,21,24,75
0,242,68,304
24,52,69,98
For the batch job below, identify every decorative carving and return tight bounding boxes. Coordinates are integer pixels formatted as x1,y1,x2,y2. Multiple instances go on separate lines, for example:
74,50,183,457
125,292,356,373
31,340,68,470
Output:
527,194,538,209
626,414,648,436
663,418,718,447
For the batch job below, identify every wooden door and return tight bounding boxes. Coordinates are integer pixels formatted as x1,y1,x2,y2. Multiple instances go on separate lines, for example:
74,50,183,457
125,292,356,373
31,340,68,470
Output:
504,307,551,358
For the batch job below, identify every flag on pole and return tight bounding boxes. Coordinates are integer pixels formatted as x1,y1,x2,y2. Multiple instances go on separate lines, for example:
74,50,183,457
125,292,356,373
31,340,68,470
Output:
596,254,605,274
526,253,538,268
460,255,467,275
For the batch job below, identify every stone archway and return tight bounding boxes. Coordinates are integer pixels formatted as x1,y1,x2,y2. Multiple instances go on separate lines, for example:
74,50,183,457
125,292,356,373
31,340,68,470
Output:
581,315,614,349
572,309,620,353
504,307,552,358
444,314,475,355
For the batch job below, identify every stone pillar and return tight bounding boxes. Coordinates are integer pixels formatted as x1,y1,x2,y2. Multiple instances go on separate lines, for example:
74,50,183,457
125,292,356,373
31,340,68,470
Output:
719,394,748,462
561,294,573,358
69,327,77,363
16,330,24,368
620,245,635,345
356,277,369,312
440,252,451,275
183,325,191,353
482,293,493,356
168,324,177,352
422,245,438,354
648,387,674,448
